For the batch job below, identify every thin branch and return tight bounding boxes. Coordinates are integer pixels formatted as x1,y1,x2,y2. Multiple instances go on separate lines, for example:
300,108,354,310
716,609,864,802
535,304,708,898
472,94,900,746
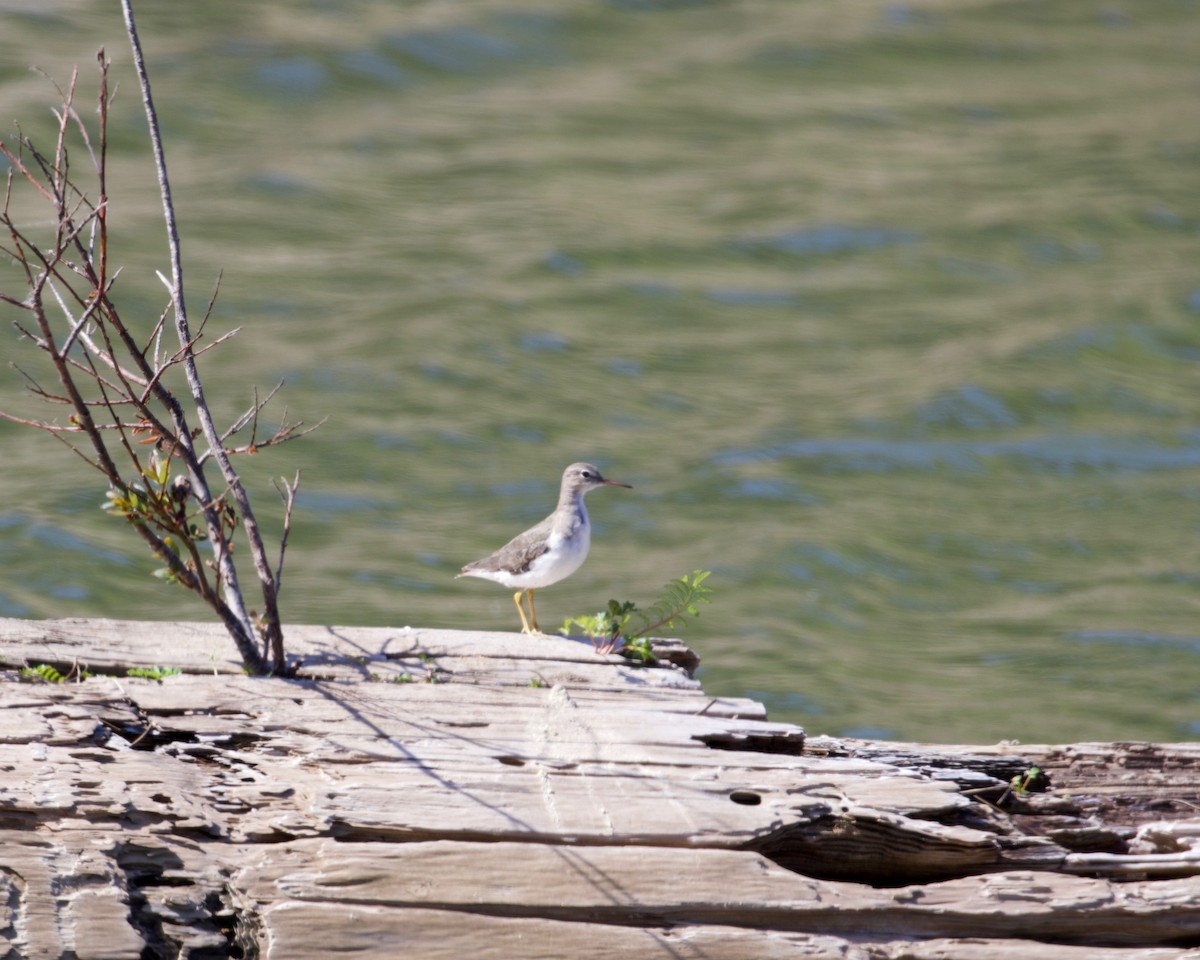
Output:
46,422,109,473
208,415,326,463
0,291,34,309
96,50,110,302
55,284,106,357
187,327,240,358
194,268,223,342
59,259,118,356
140,298,171,365
221,382,283,445
0,410,75,430
272,470,301,592
49,282,148,388
123,0,273,668
0,137,58,205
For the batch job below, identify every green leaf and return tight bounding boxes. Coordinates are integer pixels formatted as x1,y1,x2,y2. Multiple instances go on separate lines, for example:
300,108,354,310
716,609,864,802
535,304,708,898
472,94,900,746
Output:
149,453,170,487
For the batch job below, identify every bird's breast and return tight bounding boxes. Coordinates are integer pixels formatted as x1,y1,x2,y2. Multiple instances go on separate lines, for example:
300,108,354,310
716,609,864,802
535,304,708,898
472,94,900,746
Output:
518,521,589,588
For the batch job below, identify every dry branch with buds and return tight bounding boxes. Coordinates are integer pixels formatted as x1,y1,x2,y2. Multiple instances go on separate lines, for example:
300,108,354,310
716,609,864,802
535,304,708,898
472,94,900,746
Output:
0,2,318,674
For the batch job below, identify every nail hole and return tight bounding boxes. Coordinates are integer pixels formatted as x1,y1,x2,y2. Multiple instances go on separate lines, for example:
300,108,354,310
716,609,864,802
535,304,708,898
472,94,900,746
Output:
497,755,526,767
729,790,762,806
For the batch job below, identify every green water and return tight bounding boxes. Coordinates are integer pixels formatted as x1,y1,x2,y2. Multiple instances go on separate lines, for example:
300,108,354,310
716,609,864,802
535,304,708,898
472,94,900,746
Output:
2,0,1199,744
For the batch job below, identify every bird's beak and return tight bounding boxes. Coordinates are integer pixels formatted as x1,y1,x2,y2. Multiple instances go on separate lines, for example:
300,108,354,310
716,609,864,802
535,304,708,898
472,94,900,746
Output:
604,478,632,488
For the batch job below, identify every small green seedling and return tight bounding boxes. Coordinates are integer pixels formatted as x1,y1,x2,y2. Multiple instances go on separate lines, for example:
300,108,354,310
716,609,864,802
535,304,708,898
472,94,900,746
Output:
20,662,92,683
1009,765,1049,795
21,663,66,684
561,570,712,662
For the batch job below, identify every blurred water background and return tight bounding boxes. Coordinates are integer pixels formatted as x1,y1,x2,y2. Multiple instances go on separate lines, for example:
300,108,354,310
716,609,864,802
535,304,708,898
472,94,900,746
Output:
1,0,1198,744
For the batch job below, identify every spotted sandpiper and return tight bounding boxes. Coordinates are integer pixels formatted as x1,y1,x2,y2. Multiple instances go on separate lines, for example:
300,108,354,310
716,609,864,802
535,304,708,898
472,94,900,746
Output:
457,462,631,634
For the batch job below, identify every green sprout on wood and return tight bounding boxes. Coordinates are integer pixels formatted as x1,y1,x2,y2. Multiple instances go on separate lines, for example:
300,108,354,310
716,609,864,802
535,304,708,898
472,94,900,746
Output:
21,663,72,684
126,665,182,682
20,661,181,683
20,661,95,683
560,570,712,661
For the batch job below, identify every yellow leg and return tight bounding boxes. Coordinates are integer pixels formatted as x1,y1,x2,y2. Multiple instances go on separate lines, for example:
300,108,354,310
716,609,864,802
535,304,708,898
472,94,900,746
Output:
527,589,540,634
512,589,532,634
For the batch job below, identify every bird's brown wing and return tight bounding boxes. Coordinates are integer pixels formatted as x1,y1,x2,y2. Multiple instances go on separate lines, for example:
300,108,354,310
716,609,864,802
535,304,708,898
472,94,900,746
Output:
460,515,553,576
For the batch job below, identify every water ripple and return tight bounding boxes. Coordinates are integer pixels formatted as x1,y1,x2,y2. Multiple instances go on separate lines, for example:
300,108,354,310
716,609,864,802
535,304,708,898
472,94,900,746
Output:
713,431,1200,475
1067,630,1200,654
733,224,921,258
916,385,1018,429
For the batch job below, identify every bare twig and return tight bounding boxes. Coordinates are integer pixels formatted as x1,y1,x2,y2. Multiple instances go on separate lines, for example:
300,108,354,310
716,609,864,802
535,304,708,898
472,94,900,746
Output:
273,471,301,591
122,0,286,671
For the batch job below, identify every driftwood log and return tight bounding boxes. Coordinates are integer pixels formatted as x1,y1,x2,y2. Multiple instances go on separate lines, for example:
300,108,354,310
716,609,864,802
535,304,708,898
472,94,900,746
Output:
1,616,1197,959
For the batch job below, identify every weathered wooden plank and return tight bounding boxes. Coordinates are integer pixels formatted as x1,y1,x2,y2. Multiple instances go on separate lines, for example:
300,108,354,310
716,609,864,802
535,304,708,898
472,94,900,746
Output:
257,903,1200,960
0,617,701,686
1,677,1012,873
0,737,974,858
258,903,844,960
238,838,1200,945
3,616,1199,959
0,678,842,785
103,670,765,720
6,828,1193,960
89,676,816,768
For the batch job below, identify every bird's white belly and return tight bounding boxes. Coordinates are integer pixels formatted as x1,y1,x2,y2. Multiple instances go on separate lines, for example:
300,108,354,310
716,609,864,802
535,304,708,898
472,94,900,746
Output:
502,525,590,589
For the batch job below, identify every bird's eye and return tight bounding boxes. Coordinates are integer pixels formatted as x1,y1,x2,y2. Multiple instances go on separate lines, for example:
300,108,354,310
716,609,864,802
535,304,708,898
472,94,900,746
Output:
582,470,594,478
